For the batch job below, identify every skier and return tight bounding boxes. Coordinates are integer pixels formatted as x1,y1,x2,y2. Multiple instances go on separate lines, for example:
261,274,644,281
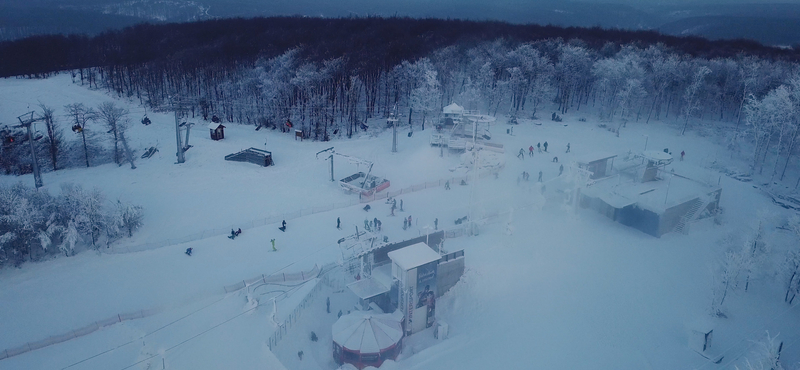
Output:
391,204,396,216
544,141,548,152
230,229,236,238
408,215,412,226
377,219,382,231
337,217,341,229
517,148,525,160
400,199,404,212
279,220,286,232
537,142,542,153
444,181,450,190
681,150,685,161
538,171,543,182
185,247,193,256
559,164,564,176
403,218,408,230
434,218,438,230
373,217,378,230
271,238,276,251
365,219,370,231
566,143,570,153
236,228,242,236
529,145,534,157
326,297,331,314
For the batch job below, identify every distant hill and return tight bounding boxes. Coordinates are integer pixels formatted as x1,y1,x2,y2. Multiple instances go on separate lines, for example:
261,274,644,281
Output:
0,6,151,41
1,0,799,48
658,16,800,47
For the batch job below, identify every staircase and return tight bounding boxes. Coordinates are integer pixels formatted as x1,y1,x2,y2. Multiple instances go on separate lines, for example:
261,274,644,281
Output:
673,196,714,234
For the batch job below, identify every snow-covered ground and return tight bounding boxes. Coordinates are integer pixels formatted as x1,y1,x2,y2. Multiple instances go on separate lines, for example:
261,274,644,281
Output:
0,74,798,370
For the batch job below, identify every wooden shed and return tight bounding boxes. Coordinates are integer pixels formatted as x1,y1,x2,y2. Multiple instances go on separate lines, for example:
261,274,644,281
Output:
209,123,225,140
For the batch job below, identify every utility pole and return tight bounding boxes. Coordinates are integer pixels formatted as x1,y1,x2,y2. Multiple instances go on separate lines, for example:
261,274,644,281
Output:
16,112,44,188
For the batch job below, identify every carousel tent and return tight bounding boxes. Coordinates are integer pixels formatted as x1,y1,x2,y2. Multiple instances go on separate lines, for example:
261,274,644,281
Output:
332,311,403,369
442,103,464,115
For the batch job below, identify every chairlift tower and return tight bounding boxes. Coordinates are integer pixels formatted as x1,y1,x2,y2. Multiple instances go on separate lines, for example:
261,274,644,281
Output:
16,112,44,188
171,99,195,164
315,147,375,188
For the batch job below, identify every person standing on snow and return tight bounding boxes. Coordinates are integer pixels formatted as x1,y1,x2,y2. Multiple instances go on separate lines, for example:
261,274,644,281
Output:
559,164,564,176
337,217,341,229
529,145,534,157
538,171,543,182
434,218,438,230
566,143,570,153
271,239,276,251
537,142,542,153
680,150,685,161
400,199,404,212
544,141,548,152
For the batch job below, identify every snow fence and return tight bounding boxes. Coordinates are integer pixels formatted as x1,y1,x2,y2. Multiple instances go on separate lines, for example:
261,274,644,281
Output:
267,263,338,351
0,308,161,361
223,264,321,293
0,265,324,362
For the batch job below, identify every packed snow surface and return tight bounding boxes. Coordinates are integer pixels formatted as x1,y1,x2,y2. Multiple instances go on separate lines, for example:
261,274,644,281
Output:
0,74,799,370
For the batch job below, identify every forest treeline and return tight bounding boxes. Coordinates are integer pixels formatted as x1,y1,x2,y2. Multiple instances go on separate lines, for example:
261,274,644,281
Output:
1,16,797,79
2,16,800,185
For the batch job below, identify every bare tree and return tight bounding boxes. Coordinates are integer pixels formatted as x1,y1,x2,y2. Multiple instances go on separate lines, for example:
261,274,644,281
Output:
96,102,128,165
38,102,62,171
64,103,95,168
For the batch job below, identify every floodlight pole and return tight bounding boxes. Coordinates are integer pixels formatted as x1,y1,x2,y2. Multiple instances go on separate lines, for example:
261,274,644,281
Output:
17,112,43,188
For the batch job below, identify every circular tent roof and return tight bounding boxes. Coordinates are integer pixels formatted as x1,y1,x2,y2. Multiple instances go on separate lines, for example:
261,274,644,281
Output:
332,311,403,354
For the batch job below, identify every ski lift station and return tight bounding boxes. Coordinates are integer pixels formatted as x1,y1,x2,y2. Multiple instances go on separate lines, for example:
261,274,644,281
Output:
576,150,722,237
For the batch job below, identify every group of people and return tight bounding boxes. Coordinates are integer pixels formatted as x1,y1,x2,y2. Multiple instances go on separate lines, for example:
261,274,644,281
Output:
520,141,562,160
365,217,382,232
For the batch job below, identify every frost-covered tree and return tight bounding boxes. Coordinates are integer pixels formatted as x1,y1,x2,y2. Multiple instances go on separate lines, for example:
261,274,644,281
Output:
711,248,751,315
736,332,785,370
409,59,442,131
783,215,800,304
114,200,143,237
681,65,711,135
744,86,795,175
58,183,107,249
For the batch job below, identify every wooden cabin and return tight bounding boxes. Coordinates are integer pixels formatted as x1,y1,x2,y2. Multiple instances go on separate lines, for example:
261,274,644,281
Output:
209,123,225,140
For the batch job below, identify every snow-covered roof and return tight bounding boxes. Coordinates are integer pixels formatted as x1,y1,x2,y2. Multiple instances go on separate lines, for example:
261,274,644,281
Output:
640,150,672,162
332,311,403,353
347,278,390,300
208,122,225,130
388,242,440,271
574,152,618,165
442,103,464,114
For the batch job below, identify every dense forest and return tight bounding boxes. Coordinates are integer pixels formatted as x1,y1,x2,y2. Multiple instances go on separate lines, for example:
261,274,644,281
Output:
2,16,800,184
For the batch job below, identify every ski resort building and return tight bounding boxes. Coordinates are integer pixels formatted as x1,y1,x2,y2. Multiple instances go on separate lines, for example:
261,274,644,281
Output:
578,151,721,237
339,234,465,354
